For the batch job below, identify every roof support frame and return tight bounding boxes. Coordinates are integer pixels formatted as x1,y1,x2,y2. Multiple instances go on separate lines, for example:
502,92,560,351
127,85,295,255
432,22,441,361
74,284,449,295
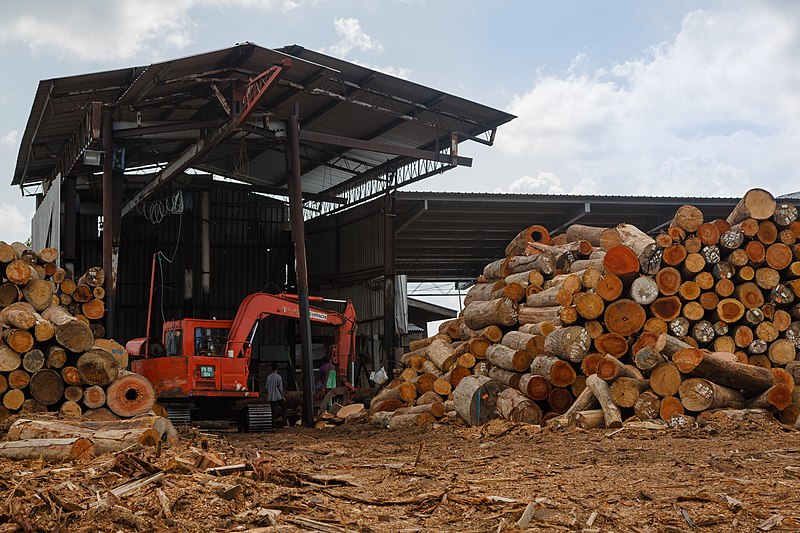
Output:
550,201,591,234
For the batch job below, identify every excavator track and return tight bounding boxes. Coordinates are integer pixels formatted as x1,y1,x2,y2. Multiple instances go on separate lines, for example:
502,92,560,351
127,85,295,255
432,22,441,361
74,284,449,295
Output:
245,404,272,432
165,404,192,425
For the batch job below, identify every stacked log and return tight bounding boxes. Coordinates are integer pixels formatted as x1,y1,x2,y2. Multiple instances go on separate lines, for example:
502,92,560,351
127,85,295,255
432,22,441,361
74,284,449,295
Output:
373,188,800,430
0,243,154,421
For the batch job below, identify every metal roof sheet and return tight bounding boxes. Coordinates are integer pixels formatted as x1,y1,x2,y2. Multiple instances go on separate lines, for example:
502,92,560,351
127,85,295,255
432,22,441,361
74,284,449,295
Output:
12,43,514,213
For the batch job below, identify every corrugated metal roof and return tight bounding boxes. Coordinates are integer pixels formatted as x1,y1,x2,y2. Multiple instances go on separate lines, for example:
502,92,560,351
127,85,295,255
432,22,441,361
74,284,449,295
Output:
12,43,515,210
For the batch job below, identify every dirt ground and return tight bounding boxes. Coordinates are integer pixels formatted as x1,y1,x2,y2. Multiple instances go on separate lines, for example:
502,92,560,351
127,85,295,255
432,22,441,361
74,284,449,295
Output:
2,413,800,532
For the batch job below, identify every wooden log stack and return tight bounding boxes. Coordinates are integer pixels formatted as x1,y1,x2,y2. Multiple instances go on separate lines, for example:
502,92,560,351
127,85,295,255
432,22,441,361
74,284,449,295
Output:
371,189,800,430
0,243,154,422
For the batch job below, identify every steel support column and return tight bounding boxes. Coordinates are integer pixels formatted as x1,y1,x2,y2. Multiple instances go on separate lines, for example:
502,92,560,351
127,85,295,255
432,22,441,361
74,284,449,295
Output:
383,191,396,373
287,104,315,427
102,107,115,336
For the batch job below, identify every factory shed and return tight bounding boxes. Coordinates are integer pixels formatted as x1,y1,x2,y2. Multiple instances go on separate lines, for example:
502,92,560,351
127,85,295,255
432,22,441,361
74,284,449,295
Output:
10,43,513,421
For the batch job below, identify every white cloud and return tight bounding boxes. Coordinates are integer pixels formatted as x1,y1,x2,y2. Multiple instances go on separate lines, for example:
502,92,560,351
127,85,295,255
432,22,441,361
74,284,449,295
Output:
507,171,599,195
350,60,412,80
324,17,383,57
0,1,301,61
0,203,32,243
0,130,18,147
495,3,800,198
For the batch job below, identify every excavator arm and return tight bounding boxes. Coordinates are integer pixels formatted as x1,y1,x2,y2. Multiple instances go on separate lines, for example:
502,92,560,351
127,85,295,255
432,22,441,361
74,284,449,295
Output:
224,293,357,376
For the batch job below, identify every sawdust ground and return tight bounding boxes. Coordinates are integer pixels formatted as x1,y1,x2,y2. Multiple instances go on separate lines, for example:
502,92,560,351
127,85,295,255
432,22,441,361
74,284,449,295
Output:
1,414,800,532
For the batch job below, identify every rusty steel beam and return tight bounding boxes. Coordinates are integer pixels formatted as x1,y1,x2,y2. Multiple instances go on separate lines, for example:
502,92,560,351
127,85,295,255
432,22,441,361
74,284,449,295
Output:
122,61,291,216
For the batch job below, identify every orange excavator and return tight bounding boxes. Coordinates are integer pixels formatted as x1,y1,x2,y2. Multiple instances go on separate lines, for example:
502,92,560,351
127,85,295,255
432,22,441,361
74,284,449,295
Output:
127,258,357,431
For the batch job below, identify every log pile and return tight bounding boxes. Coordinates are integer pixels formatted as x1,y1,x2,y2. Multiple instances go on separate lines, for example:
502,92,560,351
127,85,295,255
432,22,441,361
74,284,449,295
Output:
1,242,155,422
373,188,800,430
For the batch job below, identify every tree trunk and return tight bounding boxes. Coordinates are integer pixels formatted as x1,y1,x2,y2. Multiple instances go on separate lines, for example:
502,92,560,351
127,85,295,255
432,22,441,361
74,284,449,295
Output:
596,355,640,382
543,326,590,363
29,369,65,406
76,348,120,386
0,438,95,461
609,377,650,408
496,388,542,424
22,349,45,373
6,419,161,454
530,355,576,387
394,402,445,418
518,373,552,400
603,299,646,336
726,188,776,225
0,345,21,372
634,390,662,420
505,225,550,257
82,300,106,320
671,205,704,233
22,279,55,312
453,375,503,426
488,366,522,389
585,374,622,428
603,246,640,277
463,297,518,329
679,378,745,411
672,348,774,395
505,254,557,276
106,371,157,417
486,344,531,372
517,306,560,325
650,362,683,397
388,412,436,429
42,306,94,353
426,339,456,372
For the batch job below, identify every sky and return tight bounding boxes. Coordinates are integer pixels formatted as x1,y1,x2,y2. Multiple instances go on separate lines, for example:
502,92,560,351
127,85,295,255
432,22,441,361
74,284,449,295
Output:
1,1,799,309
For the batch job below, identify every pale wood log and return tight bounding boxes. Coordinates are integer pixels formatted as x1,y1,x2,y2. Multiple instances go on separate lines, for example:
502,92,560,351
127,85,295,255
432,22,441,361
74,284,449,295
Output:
22,279,55,311
565,224,606,246
574,292,605,320
415,391,444,405
60,401,82,418
543,326,590,363
486,343,531,372
518,321,556,336
370,411,395,428
426,339,456,372
679,378,745,411
46,346,67,369
505,253,557,276
0,438,95,461
394,402,445,418
529,354,576,387
671,205,704,233
726,188,776,225
1,303,37,329
0,345,20,373
42,305,94,353
496,388,542,424
585,374,622,428
408,333,451,352
7,419,161,454
488,367,522,389
8,369,30,390
630,275,659,305
459,323,503,343
463,297,518,329
6,260,37,285
453,375,503,426
388,412,435,429
78,266,105,287
517,305,560,325
3,328,34,353
501,330,538,353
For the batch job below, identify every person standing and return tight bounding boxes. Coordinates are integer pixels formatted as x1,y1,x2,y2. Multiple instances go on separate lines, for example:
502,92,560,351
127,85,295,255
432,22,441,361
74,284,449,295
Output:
265,362,286,427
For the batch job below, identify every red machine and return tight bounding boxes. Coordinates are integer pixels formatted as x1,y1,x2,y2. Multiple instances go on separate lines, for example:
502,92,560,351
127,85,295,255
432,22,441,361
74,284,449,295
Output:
127,258,357,430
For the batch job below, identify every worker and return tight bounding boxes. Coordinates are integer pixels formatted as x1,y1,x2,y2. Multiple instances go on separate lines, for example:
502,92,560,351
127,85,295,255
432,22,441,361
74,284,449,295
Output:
265,362,287,427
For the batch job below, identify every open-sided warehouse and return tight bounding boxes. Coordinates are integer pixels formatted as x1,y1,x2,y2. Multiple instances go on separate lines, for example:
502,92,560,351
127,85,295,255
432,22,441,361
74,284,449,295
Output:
9,43,513,415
